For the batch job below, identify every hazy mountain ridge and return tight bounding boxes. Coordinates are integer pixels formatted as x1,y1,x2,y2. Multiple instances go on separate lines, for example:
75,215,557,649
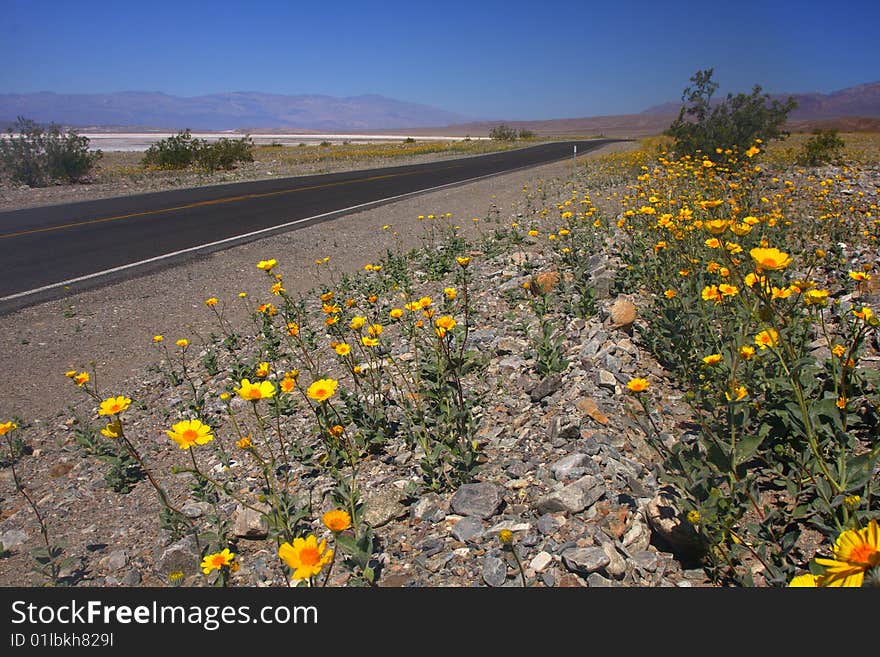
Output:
641,81,880,119
0,91,471,131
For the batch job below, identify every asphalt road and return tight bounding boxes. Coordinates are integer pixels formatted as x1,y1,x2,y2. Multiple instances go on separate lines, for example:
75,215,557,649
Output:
0,139,620,311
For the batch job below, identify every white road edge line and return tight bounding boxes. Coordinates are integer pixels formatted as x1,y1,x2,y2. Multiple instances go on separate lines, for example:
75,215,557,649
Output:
1,154,572,304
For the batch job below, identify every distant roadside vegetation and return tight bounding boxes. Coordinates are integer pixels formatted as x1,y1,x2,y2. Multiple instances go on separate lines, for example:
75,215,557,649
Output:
489,123,536,141
0,116,102,187
141,129,255,172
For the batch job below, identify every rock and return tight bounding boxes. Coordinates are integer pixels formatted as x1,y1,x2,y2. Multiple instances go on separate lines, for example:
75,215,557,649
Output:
562,547,610,575
535,475,605,515
0,529,28,551
609,296,637,328
482,555,509,587
537,513,564,535
645,494,703,559
529,374,563,403
106,549,129,571
631,550,660,573
451,516,485,543
181,500,210,519
122,569,142,586
411,494,446,523
529,551,554,572
549,415,580,445
494,336,523,355
550,453,591,480
156,536,200,577
534,271,560,294
232,505,269,539
598,369,618,391
587,572,614,587
364,488,409,528
601,542,627,579
450,483,505,519
576,397,610,425
622,514,652,552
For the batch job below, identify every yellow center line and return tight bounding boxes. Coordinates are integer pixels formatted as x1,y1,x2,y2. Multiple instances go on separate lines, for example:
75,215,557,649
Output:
0,164,463,241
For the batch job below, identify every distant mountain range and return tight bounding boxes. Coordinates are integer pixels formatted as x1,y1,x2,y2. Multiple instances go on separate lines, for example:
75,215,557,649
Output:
0,81,878,134
641,81,880,120
0,91,471,131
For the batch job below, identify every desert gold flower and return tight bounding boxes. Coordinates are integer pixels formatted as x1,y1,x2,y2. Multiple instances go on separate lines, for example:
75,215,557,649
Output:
367,323,383,337
100,421,121,439
278,535,333,580
814,520,880,587
350,316,366,330
271,282,285,295
418,296,433,309
788,573,821,587
705,238,721,249
849,271,871,282
389,308,403,319
334,343,351,357
444,287,457,300
176,339,189,348
725,385,748,402
687,510,701,524
701,285,723,304
322,303,341,314
255,362,270,378
745,145,760,158
236,436,253,449
663,289,677,299
361,336,379,347
626,378,650,392
153,335,164,343
287,322,299,336
750,247,792,271
99,396,131,416
236,378,276,401
831,344,846,358
257,303,276,316
456,256,470,267
320,291,334,302
322,509,352,533
405,301,421,312
836,397,848,409
205,297,218,307
74,372,90,387
498,529,514,545
166,419,214,450
844,495,861,509
702,354,722,365
0,421,17,436
718,283,739,297
65,369,77,378
739,345,755,360
754,328,779,350
307,378,338,402
852,306,874,322
704,219,728,234
256,259,277,271
201,548,236,574
280,377,296,393
527,229,539,237
367,294,377,303
804,289,829,306
328,424,344,437
435,315,457,331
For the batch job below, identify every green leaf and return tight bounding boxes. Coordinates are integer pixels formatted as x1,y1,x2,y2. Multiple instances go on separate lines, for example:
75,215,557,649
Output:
733,433,764,467
843,451,879,490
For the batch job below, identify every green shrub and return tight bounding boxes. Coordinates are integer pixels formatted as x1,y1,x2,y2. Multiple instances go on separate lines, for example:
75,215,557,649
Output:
665,69,797,162
489,124,518,141
0,116,102,186
518,129,536,140
796,129,845,166
141,130,254,172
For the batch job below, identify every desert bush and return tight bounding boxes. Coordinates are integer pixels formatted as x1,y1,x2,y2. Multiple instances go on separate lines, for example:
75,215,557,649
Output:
518,129,536,140
142,130,254,172
0,116,102,186
796,129,845,166
490,124,518,141
665,69,797,162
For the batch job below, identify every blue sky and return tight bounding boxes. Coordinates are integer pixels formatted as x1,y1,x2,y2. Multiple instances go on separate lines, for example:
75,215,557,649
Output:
2,0,879,120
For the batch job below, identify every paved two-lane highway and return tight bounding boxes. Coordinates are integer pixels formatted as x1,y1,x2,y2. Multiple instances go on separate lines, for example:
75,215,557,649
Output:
0,139,620,311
